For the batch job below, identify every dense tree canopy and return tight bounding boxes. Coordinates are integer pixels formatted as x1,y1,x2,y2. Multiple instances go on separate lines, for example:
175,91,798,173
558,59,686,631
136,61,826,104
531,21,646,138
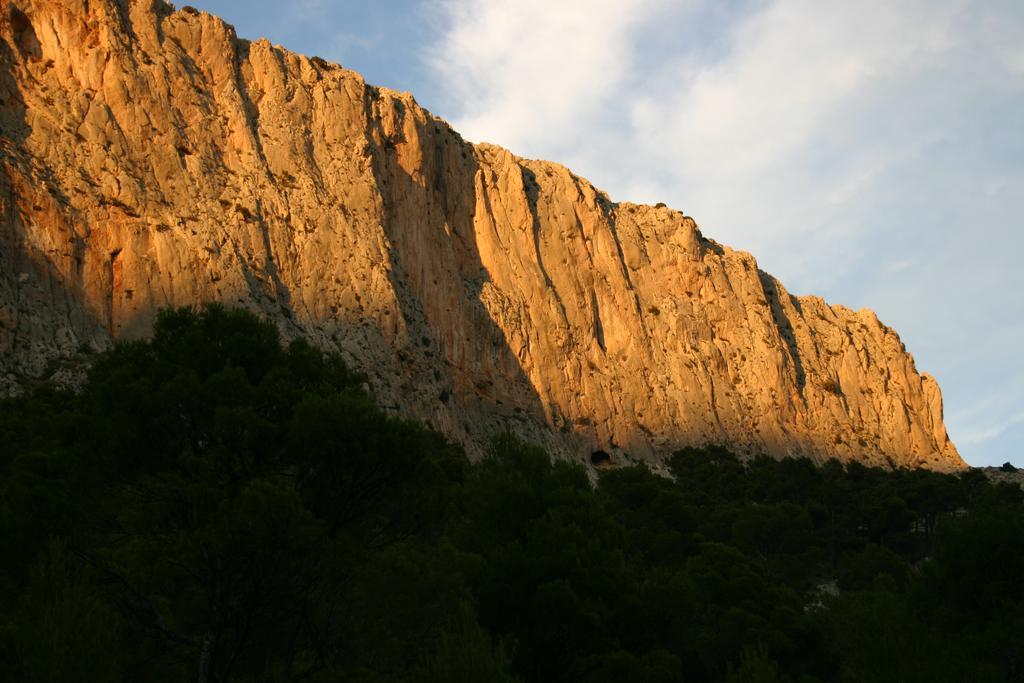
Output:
1,306,1021,681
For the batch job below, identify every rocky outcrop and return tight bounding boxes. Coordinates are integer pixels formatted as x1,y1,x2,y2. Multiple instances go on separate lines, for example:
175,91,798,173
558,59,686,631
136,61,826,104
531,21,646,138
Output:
0,0,965,471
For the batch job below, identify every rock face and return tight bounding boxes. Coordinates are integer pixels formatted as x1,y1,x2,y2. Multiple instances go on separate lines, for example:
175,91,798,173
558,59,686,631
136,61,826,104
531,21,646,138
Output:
0,0,965,471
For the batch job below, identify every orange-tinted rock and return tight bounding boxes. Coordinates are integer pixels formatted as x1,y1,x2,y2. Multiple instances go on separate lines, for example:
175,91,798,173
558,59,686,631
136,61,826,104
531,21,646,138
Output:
0,0,964,471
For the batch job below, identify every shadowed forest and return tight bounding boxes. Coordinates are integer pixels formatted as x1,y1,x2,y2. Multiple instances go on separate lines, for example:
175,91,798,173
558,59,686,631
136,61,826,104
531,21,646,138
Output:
1,307,1021,682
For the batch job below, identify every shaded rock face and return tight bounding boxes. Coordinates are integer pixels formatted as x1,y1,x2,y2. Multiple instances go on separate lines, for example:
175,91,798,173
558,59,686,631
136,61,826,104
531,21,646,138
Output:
0,0,964,471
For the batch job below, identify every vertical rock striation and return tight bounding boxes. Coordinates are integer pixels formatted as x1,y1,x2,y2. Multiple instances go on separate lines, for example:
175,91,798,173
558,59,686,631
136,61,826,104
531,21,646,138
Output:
0,0,964,471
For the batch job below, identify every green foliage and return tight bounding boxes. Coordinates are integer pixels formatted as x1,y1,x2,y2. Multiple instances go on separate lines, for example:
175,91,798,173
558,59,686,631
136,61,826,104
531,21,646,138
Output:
411,603,519,683
9,541,125,682
836,544,910,591
1,305,1020,682
824,580,953,683
726,644,781,683
0,306,469,681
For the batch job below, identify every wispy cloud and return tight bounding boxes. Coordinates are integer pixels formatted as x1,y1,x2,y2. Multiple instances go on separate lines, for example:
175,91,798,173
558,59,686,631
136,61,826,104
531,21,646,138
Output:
426,0,1024,465
955,411,1024,447
427,0,668,156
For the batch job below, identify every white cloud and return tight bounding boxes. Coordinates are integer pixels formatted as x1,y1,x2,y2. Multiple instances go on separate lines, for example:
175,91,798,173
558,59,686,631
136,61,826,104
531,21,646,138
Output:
628,2,974,269
955,411,1024,447
641,3,949,173
427,0,668,156
426,0,1024,466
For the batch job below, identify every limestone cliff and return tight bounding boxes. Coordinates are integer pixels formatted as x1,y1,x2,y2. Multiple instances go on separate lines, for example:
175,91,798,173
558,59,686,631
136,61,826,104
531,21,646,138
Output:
0,0,965,471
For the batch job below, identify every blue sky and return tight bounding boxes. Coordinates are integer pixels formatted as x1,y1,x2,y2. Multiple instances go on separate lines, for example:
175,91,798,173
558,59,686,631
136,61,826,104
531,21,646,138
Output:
187,0,1023,467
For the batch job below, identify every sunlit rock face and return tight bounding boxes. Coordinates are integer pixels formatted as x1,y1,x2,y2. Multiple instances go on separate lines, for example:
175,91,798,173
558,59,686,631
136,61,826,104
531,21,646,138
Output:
0,0,965,471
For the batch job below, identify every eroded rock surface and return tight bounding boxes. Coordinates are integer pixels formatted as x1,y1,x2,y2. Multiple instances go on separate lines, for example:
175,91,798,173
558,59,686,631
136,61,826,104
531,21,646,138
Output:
0,0,965,471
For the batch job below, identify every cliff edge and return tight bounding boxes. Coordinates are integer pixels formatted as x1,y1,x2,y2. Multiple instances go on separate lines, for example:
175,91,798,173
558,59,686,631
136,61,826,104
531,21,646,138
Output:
0,0,965,471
